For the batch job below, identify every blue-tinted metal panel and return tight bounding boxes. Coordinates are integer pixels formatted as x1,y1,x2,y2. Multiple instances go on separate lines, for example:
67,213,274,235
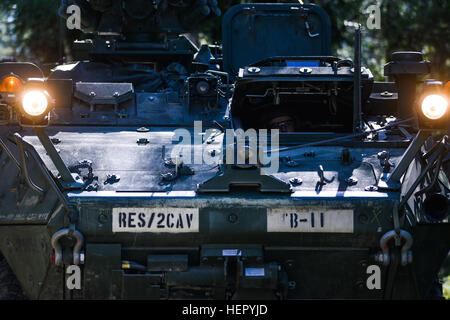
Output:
286,61,320,67
222,4,332,77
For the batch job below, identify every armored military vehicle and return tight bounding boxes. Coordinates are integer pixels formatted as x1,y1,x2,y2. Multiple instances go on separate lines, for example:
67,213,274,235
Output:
0,1,448,300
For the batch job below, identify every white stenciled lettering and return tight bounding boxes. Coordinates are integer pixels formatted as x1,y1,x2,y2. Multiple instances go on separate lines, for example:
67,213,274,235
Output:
290,213,298,228
112,208,199,233
167,213,174,228
176,214,184,228
267,209,353,233
128,212,136,228
138,212,145,228
186,213,193,228
119,212,126,227
156,213,165,228
147,212,155,228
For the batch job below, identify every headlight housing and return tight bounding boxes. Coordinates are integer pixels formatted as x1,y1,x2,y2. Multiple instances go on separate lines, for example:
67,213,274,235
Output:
417,81,449,130
18,78,53,127
196,81,210,95
0,75,24,94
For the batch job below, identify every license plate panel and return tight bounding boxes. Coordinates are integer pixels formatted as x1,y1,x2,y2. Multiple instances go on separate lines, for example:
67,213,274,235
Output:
267,208,354,233
112,208,199,233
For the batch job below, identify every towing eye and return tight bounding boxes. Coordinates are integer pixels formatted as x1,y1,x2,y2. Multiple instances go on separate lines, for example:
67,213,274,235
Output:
376,229,413,266
375,202,413,266
51,227,85,266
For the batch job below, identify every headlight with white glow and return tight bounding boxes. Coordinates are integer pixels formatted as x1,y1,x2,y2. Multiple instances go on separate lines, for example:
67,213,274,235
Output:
421,94,448,120
17,78,54,127
22,90,49,117
417,81,449,130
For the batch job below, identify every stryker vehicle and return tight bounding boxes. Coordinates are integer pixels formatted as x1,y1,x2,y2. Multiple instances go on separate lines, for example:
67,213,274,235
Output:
0,1,449,300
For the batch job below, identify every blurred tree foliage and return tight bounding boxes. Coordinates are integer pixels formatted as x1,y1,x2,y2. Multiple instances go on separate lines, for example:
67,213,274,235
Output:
0,0,81,66
0,0,448,81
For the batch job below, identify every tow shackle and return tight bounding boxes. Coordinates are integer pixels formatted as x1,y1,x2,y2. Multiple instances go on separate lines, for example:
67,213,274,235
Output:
378,230,413,266
51,228,84,266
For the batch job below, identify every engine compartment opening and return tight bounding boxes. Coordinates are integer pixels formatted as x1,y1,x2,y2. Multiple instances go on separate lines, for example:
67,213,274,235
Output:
231,80,372,133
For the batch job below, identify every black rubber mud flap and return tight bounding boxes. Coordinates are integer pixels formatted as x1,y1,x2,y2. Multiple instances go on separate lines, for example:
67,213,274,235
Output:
0,253,27,300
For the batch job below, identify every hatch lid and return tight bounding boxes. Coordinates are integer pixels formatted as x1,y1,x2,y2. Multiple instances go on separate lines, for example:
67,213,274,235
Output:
222,3,331,78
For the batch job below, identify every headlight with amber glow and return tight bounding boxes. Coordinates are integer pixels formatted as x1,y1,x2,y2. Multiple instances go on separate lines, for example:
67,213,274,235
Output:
421,94,448,120
22,90,49,117
0,75,24,94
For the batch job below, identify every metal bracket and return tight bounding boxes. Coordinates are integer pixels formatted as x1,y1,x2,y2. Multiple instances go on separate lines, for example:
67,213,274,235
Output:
0,135,22,173
197,165,292,193
68,159,98,190
14,133,45,196
34,127,84,189
12,133,78,220
378,130,431,190
353,24,362,133
317,165,334,185
399,145,444,208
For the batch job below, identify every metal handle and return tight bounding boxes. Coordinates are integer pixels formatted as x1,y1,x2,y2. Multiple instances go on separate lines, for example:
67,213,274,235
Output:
14,133,45,195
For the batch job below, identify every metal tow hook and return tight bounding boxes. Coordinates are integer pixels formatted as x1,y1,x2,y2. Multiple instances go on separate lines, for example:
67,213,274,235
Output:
51,228,85,266
376,230,413,266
